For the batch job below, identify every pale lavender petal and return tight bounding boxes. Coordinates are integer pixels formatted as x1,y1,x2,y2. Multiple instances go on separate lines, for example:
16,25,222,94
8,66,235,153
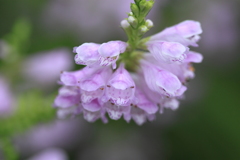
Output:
150,20,202,47
106,64,135,105
60,66,97,86
82,99,102,112
123,113,131,122
80,67,112,103
99,56,119,69
105,101,130,120
184,51,203,63
162,98,180,111
74,43,100,66
141,60,182,97
143,54,196,83
130,107,147,126
54,86,80,108
98,41,127,68
99,41,127,57
135,89,158,114
147,41,188,63
57,105,82,119
83,109,101,122
175,20,202,38
175,86,187,96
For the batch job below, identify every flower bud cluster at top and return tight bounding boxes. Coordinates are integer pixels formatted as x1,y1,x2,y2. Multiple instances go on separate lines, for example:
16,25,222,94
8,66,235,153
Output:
53,0,203,125
119,0,154,71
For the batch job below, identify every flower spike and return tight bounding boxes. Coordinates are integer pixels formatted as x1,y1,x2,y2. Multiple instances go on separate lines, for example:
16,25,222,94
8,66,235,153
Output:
54,1,203,125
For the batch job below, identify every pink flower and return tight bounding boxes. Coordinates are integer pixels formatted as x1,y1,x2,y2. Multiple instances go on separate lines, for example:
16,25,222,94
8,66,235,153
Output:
79,67,112,103
140,60,185,97
146,41,188,63
150,20,202,47
74,43,100,66
106,63,135,106
74,41,127,69
54,86,80,108
98,41,127,69
54,19,203,125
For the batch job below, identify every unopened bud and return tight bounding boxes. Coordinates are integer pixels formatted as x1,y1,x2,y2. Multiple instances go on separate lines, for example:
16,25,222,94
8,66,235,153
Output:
140,25,148,33
131,3,139,16
128,12,133,16
139,0,154,16
146,19,154,28
121,19,130,28
128,16,135,23
139,1,147,11
128,16,138,28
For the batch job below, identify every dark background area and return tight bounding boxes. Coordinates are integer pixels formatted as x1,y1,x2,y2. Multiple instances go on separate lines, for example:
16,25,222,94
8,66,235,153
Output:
0,0,240,159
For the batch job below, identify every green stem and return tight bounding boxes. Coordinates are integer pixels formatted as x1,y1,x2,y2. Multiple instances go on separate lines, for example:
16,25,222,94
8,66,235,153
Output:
0,137,19,160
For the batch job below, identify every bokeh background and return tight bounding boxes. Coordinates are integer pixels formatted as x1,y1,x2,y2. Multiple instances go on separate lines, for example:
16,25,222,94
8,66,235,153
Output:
0,0,240,159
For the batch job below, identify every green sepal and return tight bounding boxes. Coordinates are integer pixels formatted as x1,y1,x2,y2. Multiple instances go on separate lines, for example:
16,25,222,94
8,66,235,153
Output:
131,3,139,17
134,0,142,5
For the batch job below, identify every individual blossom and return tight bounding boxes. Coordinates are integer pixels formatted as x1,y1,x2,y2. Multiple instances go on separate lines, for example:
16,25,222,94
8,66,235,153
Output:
105,63,135,106
146,41,189,63
74,41,127,68
82,107,108,123
123,88,158,125
143,53,203,84
98,41,127,69
105,101,131,120
79,67,112,103
54,86,80,109
60,66,97,86
74,43,100,66
150,20,202,47
53,0,203,125
140,59,186,98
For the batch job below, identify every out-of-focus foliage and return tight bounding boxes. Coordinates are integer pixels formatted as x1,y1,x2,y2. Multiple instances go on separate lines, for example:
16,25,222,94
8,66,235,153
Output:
0,91,55,138
0,92,56,160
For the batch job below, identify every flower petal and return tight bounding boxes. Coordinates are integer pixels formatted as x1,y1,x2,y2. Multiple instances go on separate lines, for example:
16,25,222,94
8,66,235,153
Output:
74,43,100,66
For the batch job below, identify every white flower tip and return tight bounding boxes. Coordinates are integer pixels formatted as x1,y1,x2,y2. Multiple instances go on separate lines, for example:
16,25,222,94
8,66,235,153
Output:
121,20,130,28
129,12,133,16
140,26,148,33
128,16,136,23
146,19,154,28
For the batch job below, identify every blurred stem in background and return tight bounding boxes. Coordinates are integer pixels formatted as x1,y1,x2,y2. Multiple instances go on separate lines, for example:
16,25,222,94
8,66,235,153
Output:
0,18,57,160
0,92,56,160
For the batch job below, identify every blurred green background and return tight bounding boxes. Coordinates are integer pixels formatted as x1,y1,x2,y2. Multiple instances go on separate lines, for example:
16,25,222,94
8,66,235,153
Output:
0,0,240,159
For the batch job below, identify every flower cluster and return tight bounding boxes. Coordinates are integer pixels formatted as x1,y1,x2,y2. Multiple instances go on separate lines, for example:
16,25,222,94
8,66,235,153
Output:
54,0,203,125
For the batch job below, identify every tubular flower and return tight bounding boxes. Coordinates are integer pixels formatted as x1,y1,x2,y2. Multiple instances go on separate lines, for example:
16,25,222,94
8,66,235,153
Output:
54,1,203,125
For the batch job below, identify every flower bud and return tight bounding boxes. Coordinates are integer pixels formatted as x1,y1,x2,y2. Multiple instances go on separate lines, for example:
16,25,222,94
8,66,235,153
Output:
140,25,148,34
128,12,133,16
146,19,154,28
121,19,130,28
131,3,139,16
128,16,138,28
139,1,154,17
